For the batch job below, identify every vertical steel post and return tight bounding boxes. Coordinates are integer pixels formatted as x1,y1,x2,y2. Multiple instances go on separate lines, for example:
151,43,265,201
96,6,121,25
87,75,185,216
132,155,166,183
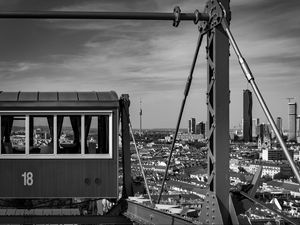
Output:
120,94,133,198
202,0,230,224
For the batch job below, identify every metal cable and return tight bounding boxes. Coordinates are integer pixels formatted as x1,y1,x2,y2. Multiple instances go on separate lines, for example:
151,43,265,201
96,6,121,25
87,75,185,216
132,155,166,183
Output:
128,122,153,205
157,32,204,203
219,7,300,185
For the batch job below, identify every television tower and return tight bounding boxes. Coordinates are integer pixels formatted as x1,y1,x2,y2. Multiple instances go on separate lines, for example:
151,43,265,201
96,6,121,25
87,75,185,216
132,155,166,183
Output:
139,99,142,136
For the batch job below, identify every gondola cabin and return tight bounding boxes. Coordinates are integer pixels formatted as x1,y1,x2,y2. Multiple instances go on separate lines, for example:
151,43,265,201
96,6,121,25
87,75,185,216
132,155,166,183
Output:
0,91,119,198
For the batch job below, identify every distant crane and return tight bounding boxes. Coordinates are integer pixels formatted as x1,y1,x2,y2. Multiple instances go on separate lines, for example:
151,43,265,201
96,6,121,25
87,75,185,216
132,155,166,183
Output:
139,99,142,136
286,97,295,103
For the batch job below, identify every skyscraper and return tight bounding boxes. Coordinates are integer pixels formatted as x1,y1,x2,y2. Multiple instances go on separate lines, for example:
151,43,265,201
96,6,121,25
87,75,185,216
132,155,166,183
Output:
191,118,196,134
188,120,192,133
276,117,283,136
252,118,260,139
196,122,201,134
243,89,252,142
288,102,297,142
297,116,300,143
200,121,205,137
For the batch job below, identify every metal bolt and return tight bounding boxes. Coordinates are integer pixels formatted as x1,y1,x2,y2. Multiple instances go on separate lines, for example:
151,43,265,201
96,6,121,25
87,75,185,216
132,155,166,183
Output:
95,178,101,185
206,213,209,217
84,178,90,185
212,216,215,220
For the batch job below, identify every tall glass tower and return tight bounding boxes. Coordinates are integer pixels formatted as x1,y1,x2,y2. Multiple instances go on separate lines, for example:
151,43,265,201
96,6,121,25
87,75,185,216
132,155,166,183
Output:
243,89,252,142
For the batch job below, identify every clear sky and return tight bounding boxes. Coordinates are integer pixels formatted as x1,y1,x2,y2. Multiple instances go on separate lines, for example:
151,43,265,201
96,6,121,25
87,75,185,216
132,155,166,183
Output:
0,0,299,129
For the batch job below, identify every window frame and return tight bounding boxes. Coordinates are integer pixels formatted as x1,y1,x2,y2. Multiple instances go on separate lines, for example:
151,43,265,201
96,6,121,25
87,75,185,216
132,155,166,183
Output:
0,111,113,159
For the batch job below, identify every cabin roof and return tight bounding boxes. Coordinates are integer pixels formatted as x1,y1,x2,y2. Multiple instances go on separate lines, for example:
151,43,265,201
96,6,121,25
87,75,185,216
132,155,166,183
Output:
0,91,119,110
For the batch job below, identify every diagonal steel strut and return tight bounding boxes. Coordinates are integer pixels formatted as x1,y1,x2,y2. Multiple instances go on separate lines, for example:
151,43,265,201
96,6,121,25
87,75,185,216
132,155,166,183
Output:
157,32,205,204
219,5,300,185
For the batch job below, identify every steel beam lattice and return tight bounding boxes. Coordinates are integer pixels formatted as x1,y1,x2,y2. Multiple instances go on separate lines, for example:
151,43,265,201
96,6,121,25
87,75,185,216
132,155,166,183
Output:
198,0,231,224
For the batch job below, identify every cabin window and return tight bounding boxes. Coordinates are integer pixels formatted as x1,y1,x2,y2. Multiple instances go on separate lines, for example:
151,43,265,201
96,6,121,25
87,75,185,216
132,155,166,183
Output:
1,115,26,154
29,116,53,154
58,115,81,154
85,115,109,154
0,112,113,158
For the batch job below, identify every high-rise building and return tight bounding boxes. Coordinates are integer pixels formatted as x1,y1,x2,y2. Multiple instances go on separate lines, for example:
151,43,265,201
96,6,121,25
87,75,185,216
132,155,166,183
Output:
276,117,283,136
288,102,297,142
243,89,252,142
199,122,205,137
191,118,196,134
196,122,201,134
196,121,206,137
252,118,260,139
297,116,300,143
188,120,192,133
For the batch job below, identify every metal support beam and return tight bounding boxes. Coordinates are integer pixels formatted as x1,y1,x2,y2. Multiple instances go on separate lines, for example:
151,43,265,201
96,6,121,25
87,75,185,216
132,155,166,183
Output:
124,200,193,225
199,0,231,224
0,11,209,23
0,215,132,224
120,94,133,198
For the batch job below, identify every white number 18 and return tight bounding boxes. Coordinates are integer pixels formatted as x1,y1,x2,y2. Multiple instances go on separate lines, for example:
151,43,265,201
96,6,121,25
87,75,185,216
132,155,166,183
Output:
21,172,33,186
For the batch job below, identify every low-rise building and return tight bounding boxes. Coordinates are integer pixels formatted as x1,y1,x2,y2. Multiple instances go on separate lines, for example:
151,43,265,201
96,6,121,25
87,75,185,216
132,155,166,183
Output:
262,148,294,161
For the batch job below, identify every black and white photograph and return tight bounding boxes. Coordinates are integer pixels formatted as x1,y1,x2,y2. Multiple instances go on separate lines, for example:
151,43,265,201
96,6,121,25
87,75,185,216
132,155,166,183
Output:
0,0,299,224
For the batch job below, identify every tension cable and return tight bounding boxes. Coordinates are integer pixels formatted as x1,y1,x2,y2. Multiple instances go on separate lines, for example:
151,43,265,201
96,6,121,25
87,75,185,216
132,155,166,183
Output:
128,121,153,205
218,2,300,185
157,31,205,204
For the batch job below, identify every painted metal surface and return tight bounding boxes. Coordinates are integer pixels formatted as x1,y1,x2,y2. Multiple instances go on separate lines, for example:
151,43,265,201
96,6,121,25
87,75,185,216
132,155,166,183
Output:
120,94,133,198
199,0,231,224
0,159,118,198
0,91,119,109
0,92,119,198
198,191,224,225
0,214,131,224
0,11,209,24
125,200,193,225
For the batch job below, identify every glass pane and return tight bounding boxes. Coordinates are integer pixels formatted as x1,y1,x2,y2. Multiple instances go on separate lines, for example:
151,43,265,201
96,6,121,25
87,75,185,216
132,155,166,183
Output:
58,116,81,154
85,115,109,154
29,116,53,154
1,115,25,154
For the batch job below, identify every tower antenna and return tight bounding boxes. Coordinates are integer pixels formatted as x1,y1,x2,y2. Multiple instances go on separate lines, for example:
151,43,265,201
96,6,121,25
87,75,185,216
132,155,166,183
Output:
139,99,142,136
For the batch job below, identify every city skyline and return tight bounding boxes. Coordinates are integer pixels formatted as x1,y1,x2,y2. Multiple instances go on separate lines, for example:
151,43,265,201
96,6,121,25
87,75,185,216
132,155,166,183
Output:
0,0,300,129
